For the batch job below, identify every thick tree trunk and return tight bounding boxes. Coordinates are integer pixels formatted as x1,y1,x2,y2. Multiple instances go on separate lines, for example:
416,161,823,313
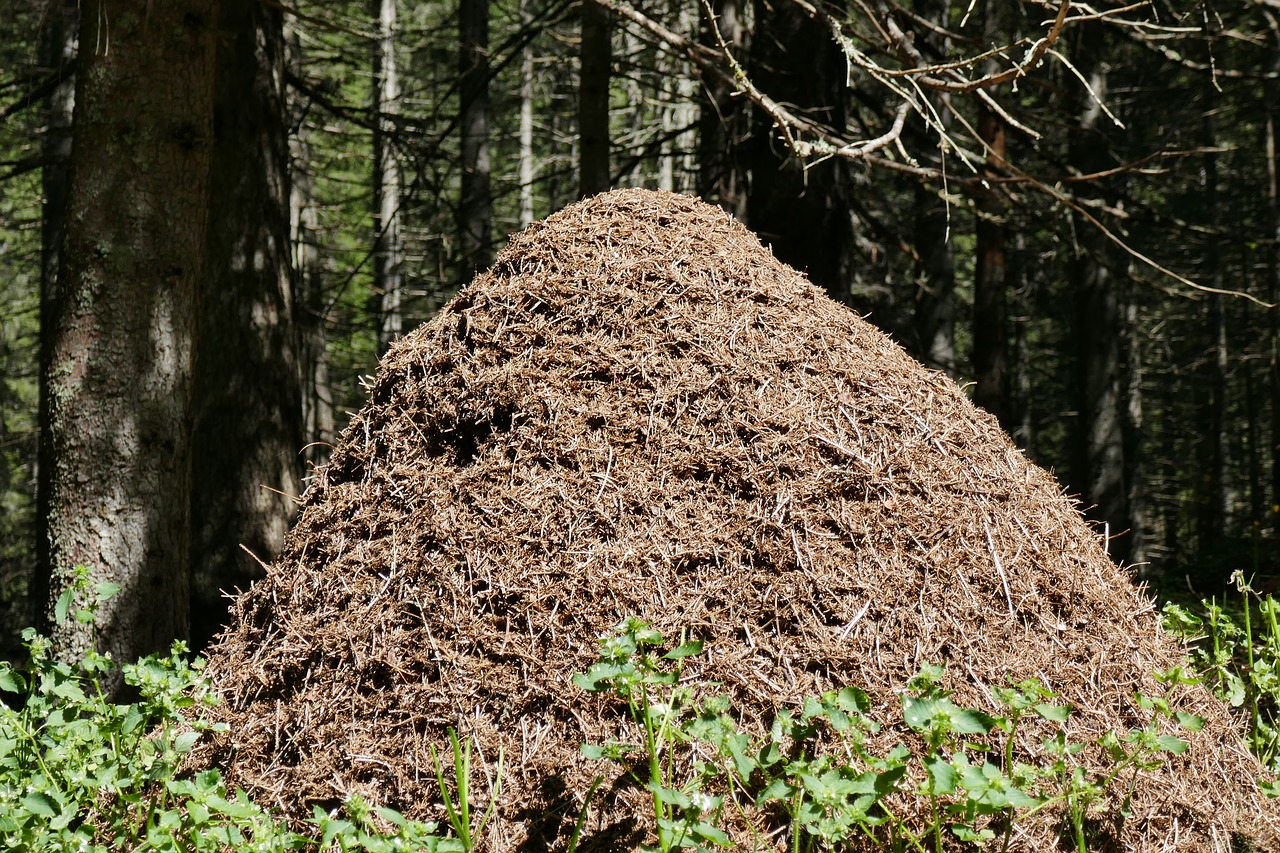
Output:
38,0,219,668
698,0,747,218
578,0,612,197
371,0,403,350
460,0,493,274
743,0,853,300
33,0,77,629
191,0,301,651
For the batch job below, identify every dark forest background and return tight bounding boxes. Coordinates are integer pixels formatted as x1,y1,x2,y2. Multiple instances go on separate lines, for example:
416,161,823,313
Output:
1,0,1278,666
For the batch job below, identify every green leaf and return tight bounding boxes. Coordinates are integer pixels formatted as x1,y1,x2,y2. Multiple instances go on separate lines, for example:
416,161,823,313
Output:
1155,735,1189,754
0,665,23,694
54,588,73,626
836,686,871,715
949,707,997,735
923,756,958,795
664,640,703,660
1034,703,1072,723
1174,712,1206,732
174,731,201,754
21,791,59,817
756,777,793,804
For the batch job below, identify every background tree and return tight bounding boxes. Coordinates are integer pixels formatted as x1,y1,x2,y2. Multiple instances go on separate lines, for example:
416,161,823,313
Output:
191,0,304,650
35,0,220,668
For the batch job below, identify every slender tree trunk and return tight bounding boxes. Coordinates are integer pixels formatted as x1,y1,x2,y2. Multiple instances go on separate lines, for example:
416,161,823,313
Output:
371,0,403,350
971,99,1009,424
1197,83,1229,553
698,0,747,218
911,177,956,373
907,0,955,374
1267,71,1280,540
287,22,334,474
518,0,536,227
1067,28,1138,565
459,0,493,274
33,0,77,629
655,2,698,194
579,0,612,197
38,0,219,669
191,0,301,651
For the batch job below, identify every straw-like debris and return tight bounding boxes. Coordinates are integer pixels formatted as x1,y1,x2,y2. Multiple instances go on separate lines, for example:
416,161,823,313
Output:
195,189,1280,851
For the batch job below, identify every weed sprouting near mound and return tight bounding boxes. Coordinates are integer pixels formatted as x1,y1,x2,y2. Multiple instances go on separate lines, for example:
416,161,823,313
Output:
194,189,1280,850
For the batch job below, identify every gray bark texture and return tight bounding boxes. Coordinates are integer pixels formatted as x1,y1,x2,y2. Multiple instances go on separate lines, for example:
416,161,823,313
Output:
460,0,493,274
371,0,403,351
191,0,302,651
38,0,220,669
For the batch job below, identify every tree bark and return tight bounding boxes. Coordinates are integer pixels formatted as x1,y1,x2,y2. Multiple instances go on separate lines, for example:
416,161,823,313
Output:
971,99,1009,425
191,0,302,651
460,0,493,274
698,0,748,218
742,0,853,301
518,0,536,227
371,0,403,350
911,178,956,373
34,0,77,629
1267,69,1280,540
38,0,219,668
287,21,334,474
579,0,612,197
1067,28,1138,565
1196,79,1229,553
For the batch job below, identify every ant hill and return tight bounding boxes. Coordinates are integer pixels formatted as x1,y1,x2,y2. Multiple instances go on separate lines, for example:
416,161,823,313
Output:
195,189,1279,851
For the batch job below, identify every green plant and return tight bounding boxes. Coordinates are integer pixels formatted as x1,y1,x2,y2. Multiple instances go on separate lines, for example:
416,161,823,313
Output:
1164,570,1280,780
575,618,1206,853
573,617,728,852
0,566,457,853
430,727,503,852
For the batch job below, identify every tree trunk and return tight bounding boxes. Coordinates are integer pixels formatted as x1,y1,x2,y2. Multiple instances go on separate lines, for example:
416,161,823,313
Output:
287,21,334,474
911,177,956,373
743,0,853,300
579,0,611,197
33,0,77,629
1197,82,1229,554
459,0,493,274
971,99,1009,425
1267,70,1280,541
518,0,536,227
698,0,747,218
907,0,955,374
38,0,219,668
371,0,403,350
190,0,301,651
1066,28,1138,566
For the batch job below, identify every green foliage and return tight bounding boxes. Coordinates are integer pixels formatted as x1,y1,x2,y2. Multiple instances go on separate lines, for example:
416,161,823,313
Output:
577,618,1203,853
0,568,459,852
1163,571,1280,781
